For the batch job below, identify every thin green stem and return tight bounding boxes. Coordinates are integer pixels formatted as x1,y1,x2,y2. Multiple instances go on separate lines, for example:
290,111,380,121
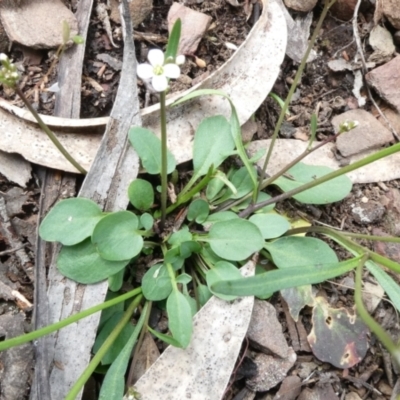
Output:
15,87,87,174
0,287,142,351
160,91,168,229
240,142,400,217
65,294,143,400
255,0,337,199
354,256,400,368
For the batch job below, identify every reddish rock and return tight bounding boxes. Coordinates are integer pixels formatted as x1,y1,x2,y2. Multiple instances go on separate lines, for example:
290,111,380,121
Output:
168,3,212,55
283,0,317,12
366,56,400,113
330,0,357,20
332,109,393,157
383,0,400,29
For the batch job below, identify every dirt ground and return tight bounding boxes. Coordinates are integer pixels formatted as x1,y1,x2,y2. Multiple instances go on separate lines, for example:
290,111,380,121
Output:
1,0,400,399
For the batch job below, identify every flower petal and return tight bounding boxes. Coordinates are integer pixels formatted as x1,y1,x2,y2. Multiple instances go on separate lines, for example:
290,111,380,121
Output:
148,49,164,67
176,55,185,65
164,64,180,79
152,75,168,92
137,63,154,80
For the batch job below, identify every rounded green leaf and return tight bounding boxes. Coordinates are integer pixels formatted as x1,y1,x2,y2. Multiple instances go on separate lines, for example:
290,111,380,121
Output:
140,213,154,230
265,236,338,268
92,211,143,261
187,198,209,223
249,213,290,239
167,290,193,348
274,163,352,204
128,179,154,211
39,198,103,246
57,239,129,284
128,127,176,174
206,261,241,301
207,219,264,261
142,264,173,301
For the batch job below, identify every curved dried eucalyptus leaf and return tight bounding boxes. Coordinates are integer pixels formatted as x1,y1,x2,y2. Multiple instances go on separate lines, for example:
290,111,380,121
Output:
308,296,368,369
57,239,129,284
92,211,143,261
39,198,103,246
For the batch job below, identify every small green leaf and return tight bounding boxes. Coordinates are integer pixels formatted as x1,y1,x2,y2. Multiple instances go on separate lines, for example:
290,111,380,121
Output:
72,35,84,45
62,20,70,44
142,264,172,301
192,116,234,180
206,175,225,200
92,211,143,261
197,284,212,307
93,311,135,365
108,269,125,292
176,273,192,285
249,213,290,239
57,239,129,284
202,211,238,229
167,290,193,348
140,213,154,231
206,261,241,301
187,198,209,223
212,256,362,297
39,198,103,246
165,19,181,61
225,166,256,200
180,241,201,258
265,236,338,268
205,219,264,261
128,179,154,211
128,127,176,174
168,226,192,246
147,326,182,347
274,163,352,204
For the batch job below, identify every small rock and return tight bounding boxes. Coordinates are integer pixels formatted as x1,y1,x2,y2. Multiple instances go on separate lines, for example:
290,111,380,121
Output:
330,0,357,20
168,3,212,55
109,0,152,28
298,384,339,400
383,0,400,29
283,0,317,12
246,348,297,392
247,300,289,359
369,25,395,57
296,361,318,379
332,109,394,157
351,201,386,224
362,281,384,314
273,375,301,400
366,56,400,113
0,0,78,49
345,393,363,400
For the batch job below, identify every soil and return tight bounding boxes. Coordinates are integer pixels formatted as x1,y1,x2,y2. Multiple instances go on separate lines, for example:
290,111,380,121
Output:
1,0,400,399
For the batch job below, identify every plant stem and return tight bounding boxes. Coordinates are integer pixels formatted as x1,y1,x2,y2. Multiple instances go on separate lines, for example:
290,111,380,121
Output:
255,0,337,199
354,255,400,368
15,86,87,174
160,91,168,229
0,287,142,351
65,294,143,400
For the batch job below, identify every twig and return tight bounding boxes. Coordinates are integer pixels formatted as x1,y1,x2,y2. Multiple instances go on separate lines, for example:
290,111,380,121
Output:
352,0,399,141
0,243,28,256
0,196,33,281
0,280,32,311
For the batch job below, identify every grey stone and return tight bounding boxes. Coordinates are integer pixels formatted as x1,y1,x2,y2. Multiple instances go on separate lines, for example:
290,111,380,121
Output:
351,201,386,225
332,109,394,157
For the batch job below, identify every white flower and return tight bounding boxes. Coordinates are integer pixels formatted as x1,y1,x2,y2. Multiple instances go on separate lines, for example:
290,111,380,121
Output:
176,54,185,65
0,53,8,62
137,49,181,92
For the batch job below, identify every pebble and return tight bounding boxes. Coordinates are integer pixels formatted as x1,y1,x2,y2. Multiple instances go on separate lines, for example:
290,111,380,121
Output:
351,201,386,225
283,0,317,12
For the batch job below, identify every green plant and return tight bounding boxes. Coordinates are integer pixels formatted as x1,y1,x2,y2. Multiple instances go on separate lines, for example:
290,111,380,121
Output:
2,2,400,397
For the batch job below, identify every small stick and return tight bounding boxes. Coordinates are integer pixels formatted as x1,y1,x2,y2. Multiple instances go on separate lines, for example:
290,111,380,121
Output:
0,196,34,281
